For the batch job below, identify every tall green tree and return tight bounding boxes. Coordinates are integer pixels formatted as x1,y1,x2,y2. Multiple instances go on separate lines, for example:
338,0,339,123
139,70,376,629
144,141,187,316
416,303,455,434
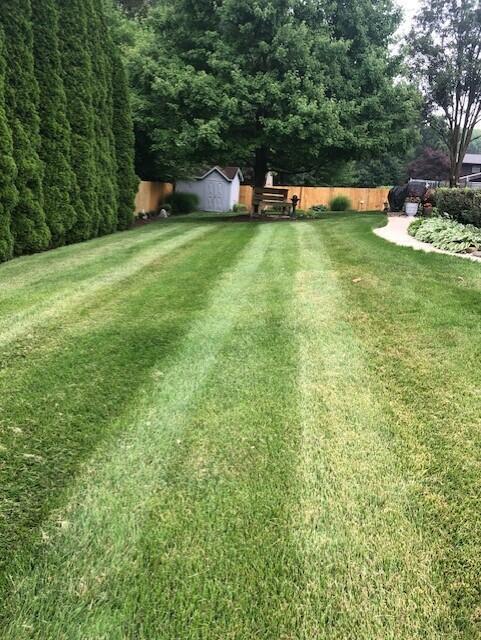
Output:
57,0,98,242
88,0,119,236
112,51,138,229
0,27,16,261
128,0,418,187
410,0,481,186
0,0,50,255
116,0,152,15
32,0,76,247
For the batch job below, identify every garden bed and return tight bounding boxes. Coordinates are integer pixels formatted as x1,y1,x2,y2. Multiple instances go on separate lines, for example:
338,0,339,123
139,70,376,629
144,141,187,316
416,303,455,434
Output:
408,217,481,255
374,216,481,262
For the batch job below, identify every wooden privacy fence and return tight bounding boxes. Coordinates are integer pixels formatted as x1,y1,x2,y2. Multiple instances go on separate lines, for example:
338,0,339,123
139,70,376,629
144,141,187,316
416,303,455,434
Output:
135,181,173,213
135,181,390,213
239,185,390,212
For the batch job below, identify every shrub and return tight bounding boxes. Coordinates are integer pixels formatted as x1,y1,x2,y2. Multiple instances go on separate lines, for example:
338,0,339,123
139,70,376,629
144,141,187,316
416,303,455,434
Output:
436,188,481,228
329,195,352,211
267,203,289,213
310,204,328,213
166,191,199,214
408,217,481,253
297,208,323,219
233,203,248,213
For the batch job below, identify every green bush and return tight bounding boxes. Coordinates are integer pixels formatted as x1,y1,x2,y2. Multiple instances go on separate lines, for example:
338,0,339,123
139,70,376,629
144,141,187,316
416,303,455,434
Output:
329,195,352,211
166,191,199,214
436,188,481,228
297,208,323,219
408,217,481,253
310,204,328,213
233,203,248,213
266,203,290,213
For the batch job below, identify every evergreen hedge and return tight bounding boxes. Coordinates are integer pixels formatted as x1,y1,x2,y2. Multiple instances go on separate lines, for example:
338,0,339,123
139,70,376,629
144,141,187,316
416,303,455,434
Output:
0,0,136,261
32,0,76,247
112,52,138,230
0,28,16,262
0,0,50,256
88,0,118,236
58,0,99,242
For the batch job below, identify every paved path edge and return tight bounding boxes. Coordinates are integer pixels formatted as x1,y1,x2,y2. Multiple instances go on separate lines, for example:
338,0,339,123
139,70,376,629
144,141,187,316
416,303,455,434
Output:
374,216,481,264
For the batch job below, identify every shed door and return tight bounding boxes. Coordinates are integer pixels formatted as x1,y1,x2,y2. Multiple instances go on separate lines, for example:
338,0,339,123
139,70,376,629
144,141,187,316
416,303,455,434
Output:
205,180,229,212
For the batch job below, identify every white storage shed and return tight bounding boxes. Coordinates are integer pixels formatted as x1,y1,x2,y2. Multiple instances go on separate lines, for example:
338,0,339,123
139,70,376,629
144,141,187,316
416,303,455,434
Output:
176,166,243,212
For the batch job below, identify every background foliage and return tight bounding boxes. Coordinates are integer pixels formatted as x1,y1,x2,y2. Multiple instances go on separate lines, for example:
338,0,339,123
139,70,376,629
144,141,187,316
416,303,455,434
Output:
409,0,481,186
113,0,420,186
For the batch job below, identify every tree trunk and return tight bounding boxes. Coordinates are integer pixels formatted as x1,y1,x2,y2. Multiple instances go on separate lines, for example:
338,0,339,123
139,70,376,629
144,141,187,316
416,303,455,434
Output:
253,147,268,214
254,148,268,186
449,163,457,188
451,148,468,187
449,124,476,187
454,159,462,187
448,145,457,187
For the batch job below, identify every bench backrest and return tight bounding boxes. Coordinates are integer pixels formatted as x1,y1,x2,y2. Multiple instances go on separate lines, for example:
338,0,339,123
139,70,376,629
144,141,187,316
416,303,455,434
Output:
253,187,289,205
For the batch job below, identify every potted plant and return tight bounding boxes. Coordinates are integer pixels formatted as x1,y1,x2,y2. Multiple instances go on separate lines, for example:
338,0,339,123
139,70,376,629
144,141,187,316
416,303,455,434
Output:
422,202,433,217
405,196,420,217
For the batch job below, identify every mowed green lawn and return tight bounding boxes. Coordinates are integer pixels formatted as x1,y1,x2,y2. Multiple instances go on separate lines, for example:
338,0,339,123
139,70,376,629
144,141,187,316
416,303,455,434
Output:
0,213,480,639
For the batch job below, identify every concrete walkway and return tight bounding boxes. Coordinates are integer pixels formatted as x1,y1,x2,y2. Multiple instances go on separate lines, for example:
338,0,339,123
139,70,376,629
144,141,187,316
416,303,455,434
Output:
374,216,481,263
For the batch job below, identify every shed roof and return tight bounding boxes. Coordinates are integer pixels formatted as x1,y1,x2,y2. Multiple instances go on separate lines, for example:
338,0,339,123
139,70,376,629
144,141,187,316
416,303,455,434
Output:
197,166,243,182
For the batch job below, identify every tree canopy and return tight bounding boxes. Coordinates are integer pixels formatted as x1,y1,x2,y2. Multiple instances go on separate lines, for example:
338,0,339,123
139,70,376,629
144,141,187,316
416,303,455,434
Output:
125,0,419,186
410,0,481,186
407,147,450,181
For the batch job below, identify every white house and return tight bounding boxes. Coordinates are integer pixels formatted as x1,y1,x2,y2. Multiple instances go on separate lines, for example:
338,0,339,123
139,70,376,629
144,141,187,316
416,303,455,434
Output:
176,166,243,212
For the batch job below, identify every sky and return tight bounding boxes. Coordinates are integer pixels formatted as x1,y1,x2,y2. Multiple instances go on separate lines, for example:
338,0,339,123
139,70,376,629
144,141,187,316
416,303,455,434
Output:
396,0,421,35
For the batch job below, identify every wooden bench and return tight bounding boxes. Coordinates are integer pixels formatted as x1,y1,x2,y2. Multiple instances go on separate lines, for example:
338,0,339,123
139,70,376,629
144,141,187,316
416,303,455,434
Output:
252,187,290,215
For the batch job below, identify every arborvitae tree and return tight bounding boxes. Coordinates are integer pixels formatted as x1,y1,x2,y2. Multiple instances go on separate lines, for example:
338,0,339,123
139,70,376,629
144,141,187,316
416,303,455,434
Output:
0,0,50,255
88,0,119,236
57,0,98,242
0,28,16,261
112,51,137,229
32,0,76,247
